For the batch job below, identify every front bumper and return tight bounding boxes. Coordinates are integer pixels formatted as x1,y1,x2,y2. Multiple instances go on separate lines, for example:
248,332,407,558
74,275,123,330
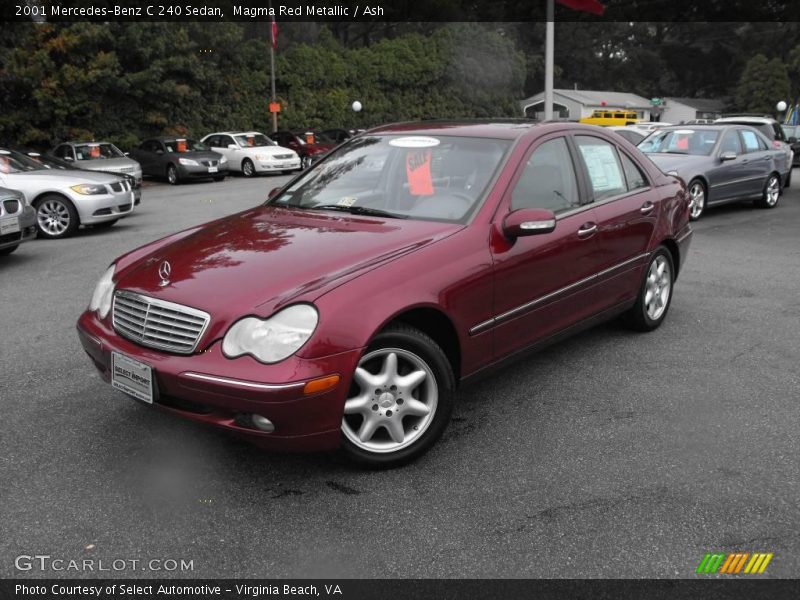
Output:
255,159,301,172
0,206,36,250
675,223,693,276
77,311,362,451
71,190,136,225
177,164,229,179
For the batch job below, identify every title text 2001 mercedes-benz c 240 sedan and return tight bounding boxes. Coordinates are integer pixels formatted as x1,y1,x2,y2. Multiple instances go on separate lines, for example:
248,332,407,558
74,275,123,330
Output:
77,122,692,467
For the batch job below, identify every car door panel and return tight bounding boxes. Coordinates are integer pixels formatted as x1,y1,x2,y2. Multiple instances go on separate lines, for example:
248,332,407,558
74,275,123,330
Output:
739,129,770,196
487,134,604,359
707,130,748,202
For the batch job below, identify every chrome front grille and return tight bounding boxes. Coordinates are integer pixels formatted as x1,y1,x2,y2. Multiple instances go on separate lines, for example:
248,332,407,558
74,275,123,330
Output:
201,159,218,167
109,180,131,193
112,290,210,354
275,154,293,160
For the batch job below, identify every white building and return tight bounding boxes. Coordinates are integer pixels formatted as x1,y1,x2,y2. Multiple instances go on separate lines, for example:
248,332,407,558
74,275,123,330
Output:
660,97,725,124
520,89,654,121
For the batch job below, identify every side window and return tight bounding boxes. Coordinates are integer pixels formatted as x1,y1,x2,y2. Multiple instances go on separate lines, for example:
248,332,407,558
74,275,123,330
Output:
55,145,74,160
740,130,761,153
757,135,769,151
510,137,580,213
719,130,742,155
619,152,648,191
574,136,627,201
205,136,218,147
772,123,786,142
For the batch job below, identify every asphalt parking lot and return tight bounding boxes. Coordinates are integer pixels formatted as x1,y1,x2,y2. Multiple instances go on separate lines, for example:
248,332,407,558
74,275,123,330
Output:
1,173,799,579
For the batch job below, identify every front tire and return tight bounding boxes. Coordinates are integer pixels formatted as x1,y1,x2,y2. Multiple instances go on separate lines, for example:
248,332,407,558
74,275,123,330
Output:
624,247,675,332
688,179,706,221
755,173,781,209
241,158,255,177
300,155,312,170
34,195,79,239
340,325,455,468
166,164,179,185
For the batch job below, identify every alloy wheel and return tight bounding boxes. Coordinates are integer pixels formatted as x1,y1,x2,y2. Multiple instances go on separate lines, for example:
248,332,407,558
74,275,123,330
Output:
167,165,178,185
342,348,438,453
689,181,705,219
37,200,71,236
644,255,672,321
242,159,255,177
765,175,780,206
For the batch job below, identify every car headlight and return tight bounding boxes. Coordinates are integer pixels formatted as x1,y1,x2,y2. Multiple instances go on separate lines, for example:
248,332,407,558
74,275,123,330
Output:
222,304,318,363
219,155,228,164
71,183,107,195
178,158,200,166
89,265,116,319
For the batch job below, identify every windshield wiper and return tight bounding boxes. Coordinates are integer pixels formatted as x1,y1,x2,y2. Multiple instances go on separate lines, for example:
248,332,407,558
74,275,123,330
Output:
310,205,407,219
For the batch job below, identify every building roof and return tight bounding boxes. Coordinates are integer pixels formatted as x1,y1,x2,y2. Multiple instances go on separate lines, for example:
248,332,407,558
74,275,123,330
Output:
665,97,725,112
521,89,652,110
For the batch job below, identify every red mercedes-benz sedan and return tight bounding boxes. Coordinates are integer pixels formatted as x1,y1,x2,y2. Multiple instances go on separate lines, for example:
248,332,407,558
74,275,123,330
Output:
77,121,692,466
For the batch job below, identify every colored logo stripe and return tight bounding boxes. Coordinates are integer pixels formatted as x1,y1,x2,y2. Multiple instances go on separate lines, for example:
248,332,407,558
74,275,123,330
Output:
697,552,773,574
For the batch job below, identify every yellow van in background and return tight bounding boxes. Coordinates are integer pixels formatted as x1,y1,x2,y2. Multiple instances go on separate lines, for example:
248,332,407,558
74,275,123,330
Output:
579,110,641,126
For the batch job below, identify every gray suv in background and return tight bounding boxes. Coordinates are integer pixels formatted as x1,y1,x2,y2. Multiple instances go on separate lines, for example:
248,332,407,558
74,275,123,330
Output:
50,141,143,185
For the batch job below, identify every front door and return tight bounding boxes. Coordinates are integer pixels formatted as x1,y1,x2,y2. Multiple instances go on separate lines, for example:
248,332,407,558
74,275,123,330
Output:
708,129,749,202
489,134,603,359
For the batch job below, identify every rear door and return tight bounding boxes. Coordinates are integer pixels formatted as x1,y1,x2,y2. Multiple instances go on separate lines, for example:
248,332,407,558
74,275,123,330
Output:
739,128,771,195
707,129,748,202
573,134,657,308
489,134,603,358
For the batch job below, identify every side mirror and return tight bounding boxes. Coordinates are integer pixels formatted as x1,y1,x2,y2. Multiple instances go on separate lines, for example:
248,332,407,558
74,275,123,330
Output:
124,152,130,156
720,151,737,162
268,187,281,199
228,144,238,150
156,149,164,155
63,156,74,162
789,136,797,144
502,208,557,239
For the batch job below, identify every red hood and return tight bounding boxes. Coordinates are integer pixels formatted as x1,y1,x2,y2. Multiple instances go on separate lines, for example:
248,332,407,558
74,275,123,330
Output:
113,206,459,341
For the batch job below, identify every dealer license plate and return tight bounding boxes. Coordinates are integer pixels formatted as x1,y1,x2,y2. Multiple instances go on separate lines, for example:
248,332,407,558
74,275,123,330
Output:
208,166,218,173
111,352,154,404
0,216,20,235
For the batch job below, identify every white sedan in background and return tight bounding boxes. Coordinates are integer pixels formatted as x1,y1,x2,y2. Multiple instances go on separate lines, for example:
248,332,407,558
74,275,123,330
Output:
200,131,301,177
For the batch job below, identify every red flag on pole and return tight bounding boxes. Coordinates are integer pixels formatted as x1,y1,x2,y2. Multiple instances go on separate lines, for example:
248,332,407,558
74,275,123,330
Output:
556,0,605,15
271,21,278,49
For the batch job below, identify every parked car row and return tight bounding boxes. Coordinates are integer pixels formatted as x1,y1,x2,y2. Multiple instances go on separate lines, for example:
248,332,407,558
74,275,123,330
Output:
606,116,793,221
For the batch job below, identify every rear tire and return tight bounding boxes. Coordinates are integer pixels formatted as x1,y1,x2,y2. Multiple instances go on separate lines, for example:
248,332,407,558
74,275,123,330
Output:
755,173,781,209
624,247,675,332
688,179,706,221
34,195,79,239
340,325,455,468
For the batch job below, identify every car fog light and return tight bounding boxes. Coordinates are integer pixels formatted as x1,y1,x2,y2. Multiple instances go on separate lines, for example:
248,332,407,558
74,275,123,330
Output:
251,414,275,432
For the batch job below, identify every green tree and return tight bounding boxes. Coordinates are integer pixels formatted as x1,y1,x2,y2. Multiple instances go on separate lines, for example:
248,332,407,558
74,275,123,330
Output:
735,54,791,114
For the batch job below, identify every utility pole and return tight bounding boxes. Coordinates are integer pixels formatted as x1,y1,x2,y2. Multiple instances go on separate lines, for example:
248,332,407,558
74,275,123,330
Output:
544,0,554,121
269,0,278,133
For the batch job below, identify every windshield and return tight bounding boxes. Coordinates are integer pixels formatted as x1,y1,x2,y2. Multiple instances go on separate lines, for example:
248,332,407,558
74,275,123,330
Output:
75,143,124,160
638,129,719,155
164,138,206,153
234,133,274,148
0,149,47,173
267,134,511,223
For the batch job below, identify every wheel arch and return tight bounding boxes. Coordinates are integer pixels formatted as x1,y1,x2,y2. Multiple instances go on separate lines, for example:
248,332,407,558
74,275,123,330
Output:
660,238,681,280
377,306,462,382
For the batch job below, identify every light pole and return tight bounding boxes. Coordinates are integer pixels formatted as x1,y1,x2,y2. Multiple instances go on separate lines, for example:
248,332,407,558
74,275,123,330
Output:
777,100,787,122
269,0,277,133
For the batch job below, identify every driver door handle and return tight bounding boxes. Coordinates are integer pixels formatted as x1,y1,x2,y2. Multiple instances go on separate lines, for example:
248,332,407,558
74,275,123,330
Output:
577,222,598,238
640,201,655,215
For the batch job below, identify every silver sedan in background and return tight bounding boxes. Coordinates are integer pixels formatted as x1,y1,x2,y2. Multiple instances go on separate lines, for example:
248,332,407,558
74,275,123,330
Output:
639,125,788,220
0,148,136,239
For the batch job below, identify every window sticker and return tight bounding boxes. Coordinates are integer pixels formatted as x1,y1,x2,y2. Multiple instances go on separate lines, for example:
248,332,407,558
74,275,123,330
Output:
176,139,187,153
390,136,441,149
579,144,624,192
337,196,357,207
406,149,434,196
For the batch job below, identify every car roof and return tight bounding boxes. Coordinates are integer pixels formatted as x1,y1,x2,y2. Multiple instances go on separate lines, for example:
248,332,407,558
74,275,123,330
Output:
715,116,777,124
64,140,114,145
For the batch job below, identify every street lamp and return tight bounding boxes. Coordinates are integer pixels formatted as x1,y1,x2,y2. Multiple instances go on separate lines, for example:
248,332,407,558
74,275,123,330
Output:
777,101,788,112
352,101,362,112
